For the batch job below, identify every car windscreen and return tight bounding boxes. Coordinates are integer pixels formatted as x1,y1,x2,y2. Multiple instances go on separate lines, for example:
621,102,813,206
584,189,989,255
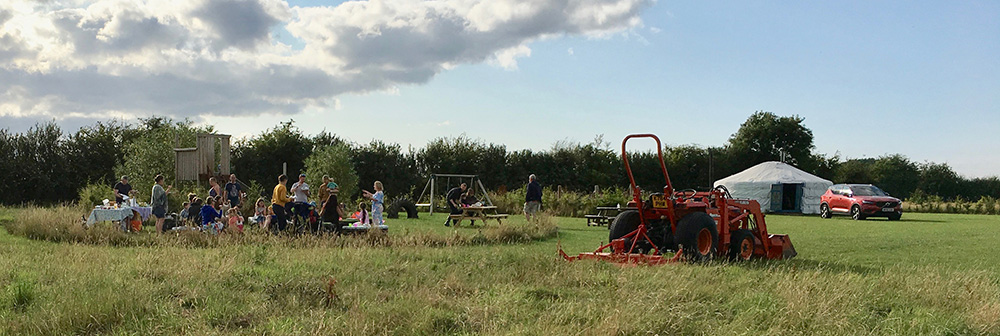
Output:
851,186,887,196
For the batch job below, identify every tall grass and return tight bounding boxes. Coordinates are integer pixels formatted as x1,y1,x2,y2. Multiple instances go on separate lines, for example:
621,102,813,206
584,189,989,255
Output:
904,194,1000,215
4,206,558,249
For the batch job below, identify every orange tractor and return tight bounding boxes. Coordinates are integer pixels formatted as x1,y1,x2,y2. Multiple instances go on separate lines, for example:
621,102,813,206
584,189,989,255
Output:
559,134,796,264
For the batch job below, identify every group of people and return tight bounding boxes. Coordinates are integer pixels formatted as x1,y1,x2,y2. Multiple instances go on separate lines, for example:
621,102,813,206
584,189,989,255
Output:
442,174,543,226
112,171,389,235
175,174,246,234
113,171,542,234
269,173,386,234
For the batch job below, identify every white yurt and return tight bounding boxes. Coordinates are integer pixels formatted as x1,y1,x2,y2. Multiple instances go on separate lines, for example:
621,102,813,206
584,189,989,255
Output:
713,161,833,214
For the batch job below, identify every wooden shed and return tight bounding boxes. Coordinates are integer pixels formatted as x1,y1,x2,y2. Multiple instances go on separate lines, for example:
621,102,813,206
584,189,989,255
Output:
174,133,231,182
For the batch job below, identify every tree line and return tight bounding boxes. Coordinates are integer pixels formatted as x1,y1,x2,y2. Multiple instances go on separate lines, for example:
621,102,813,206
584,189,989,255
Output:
1,112,997,206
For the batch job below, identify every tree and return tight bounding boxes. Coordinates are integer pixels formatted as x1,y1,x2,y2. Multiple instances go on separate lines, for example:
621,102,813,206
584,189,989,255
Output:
114,118,211,201
918,162,961,200
351,140,419,199
66,120,140,186
834,159,876,184
726,111,816,172
232,120,314,192
870,154,920,198
304,144,359,200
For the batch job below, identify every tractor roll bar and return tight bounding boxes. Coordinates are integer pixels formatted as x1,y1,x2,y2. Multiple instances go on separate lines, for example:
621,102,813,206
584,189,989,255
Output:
621,134,674,201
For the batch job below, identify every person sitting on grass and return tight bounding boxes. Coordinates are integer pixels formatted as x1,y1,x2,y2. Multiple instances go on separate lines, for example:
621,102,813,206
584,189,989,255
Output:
201,197,223,232
227,208,244,233
189,197,203,225
179,202,191,225
253,198,268,227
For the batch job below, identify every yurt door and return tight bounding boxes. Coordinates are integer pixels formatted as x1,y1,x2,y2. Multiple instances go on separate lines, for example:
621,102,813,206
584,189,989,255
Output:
770,183,804,213
769,184,783,212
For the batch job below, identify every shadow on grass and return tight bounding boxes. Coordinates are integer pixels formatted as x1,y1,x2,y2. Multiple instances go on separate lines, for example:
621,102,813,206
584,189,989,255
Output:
822,216,948,224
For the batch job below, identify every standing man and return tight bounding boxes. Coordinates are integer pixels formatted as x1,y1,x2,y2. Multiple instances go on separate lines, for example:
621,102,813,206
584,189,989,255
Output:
290,173,311,224
271,174,294,232
444,183,467,227
524,174,542,221
113,175,132,205
151,174,172,233
225,174,243,208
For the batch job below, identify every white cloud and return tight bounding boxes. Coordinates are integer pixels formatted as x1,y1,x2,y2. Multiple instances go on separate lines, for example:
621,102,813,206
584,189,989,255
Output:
567,47,574,55
0,0,654,121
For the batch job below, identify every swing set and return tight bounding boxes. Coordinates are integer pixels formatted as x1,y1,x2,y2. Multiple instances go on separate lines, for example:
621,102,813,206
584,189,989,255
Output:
415,174,494,214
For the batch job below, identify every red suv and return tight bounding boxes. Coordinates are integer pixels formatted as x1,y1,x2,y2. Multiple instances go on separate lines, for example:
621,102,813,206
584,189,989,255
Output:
820,184,902,220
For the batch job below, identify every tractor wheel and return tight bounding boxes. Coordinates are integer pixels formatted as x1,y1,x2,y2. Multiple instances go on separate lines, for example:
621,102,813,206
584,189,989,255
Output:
851,205,866,220
608,210,641,253
675,212,718,262
820,203,832,219
728,229,756,261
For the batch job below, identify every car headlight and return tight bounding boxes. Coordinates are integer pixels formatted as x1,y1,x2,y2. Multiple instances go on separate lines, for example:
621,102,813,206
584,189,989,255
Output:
862,200,875,205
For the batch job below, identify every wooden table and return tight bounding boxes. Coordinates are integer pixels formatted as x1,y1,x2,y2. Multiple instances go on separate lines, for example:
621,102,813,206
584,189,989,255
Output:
585,206,637,227
449,206,508,227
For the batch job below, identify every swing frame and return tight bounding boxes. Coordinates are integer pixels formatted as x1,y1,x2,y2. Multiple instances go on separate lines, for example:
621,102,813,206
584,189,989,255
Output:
415,174,494,215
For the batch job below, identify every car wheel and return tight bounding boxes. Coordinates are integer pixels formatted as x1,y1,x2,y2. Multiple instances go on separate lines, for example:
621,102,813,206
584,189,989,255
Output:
888,213,901,221
851,205,866,221
820,203,832,219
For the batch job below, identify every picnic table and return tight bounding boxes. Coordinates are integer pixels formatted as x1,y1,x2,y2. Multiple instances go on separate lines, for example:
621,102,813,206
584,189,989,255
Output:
449,205,508,227
585,206,637,227
86,206,153,227
318,218,389,234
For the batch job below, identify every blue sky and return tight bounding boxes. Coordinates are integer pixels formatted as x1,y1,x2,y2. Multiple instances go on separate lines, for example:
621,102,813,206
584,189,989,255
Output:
2,0,998,177
215,0,1000,177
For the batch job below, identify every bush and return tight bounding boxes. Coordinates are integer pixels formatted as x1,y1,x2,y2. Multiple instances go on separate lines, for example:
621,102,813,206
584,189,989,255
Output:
304,144,359,200
78,183,112,207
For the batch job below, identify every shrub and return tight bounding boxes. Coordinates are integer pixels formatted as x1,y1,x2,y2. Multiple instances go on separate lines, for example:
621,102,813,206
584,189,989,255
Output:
77,182,112,208
304,144,359,200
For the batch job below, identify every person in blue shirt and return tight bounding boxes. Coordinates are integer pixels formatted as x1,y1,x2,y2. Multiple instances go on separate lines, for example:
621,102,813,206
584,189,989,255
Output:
524,174,542,221
200,197,223,228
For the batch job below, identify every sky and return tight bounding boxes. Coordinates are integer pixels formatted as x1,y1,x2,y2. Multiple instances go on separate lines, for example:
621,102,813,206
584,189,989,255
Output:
1,0,998,177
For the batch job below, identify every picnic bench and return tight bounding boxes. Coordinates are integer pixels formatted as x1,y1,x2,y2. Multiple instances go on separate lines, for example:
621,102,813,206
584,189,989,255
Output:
585,206,637,227
449,205,508,227
318,218,389,234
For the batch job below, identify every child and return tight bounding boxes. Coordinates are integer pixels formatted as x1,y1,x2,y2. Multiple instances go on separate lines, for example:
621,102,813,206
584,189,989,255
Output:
253,198,268,227
352,202,369,227
361,181,385,226
179,202,191,225
228,208,244,233
201,197,223,233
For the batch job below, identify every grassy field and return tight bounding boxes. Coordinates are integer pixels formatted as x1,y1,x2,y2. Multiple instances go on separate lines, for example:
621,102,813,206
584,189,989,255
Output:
1,208,999,335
